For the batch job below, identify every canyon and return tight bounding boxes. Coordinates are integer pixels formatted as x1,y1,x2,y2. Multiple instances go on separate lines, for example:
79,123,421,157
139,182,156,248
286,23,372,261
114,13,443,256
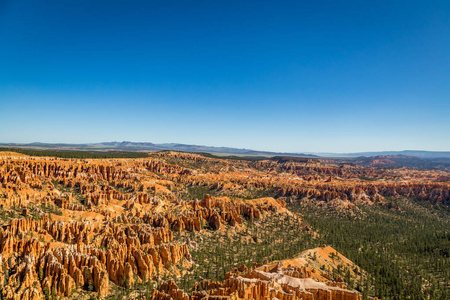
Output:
0,150,448,299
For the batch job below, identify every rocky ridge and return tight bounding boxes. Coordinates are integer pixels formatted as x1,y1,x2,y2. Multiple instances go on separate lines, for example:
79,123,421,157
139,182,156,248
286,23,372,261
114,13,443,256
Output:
148,246,361,300
0,151,448,299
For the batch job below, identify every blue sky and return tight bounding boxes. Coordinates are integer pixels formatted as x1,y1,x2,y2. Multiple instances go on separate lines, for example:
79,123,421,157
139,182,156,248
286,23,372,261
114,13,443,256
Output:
1,0,449,152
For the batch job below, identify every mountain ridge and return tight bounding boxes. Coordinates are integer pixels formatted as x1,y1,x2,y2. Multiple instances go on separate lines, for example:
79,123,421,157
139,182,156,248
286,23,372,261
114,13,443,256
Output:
311,150,450,158
0,141,319,158
2,141,450,158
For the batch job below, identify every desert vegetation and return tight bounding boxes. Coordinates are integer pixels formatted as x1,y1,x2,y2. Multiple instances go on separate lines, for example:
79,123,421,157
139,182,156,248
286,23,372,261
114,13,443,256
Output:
0,150,448,299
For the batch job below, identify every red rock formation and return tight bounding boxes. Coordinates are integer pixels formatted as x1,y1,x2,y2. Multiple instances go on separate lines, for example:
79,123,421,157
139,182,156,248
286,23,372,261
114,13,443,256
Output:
0,152,447,299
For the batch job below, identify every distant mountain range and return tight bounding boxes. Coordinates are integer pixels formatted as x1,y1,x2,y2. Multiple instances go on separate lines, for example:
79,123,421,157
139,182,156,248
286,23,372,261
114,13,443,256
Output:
1,142,449,159
1,142,450,171
0,141,320,158
312,150,450,159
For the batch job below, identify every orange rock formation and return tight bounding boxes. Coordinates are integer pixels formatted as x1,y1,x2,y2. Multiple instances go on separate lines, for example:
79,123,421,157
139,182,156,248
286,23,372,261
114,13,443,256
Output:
0,151,447,299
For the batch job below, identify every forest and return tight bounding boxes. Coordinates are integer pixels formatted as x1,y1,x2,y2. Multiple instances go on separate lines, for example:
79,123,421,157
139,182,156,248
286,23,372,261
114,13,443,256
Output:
0,147,149,158
293,198,450,300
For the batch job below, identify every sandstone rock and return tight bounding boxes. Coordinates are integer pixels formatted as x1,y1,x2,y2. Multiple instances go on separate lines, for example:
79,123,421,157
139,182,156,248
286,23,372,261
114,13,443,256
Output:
0,152,446,299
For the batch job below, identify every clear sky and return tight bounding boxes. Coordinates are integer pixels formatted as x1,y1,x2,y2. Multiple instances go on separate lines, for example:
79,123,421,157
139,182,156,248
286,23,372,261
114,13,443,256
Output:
1,0,449,153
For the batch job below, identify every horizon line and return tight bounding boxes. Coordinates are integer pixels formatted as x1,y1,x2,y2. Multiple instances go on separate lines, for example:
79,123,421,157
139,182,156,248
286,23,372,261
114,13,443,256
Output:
0,141,449,154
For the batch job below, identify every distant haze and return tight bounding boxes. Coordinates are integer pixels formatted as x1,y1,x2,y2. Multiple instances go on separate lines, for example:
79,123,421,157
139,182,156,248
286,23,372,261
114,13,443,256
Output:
2,142,450,159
